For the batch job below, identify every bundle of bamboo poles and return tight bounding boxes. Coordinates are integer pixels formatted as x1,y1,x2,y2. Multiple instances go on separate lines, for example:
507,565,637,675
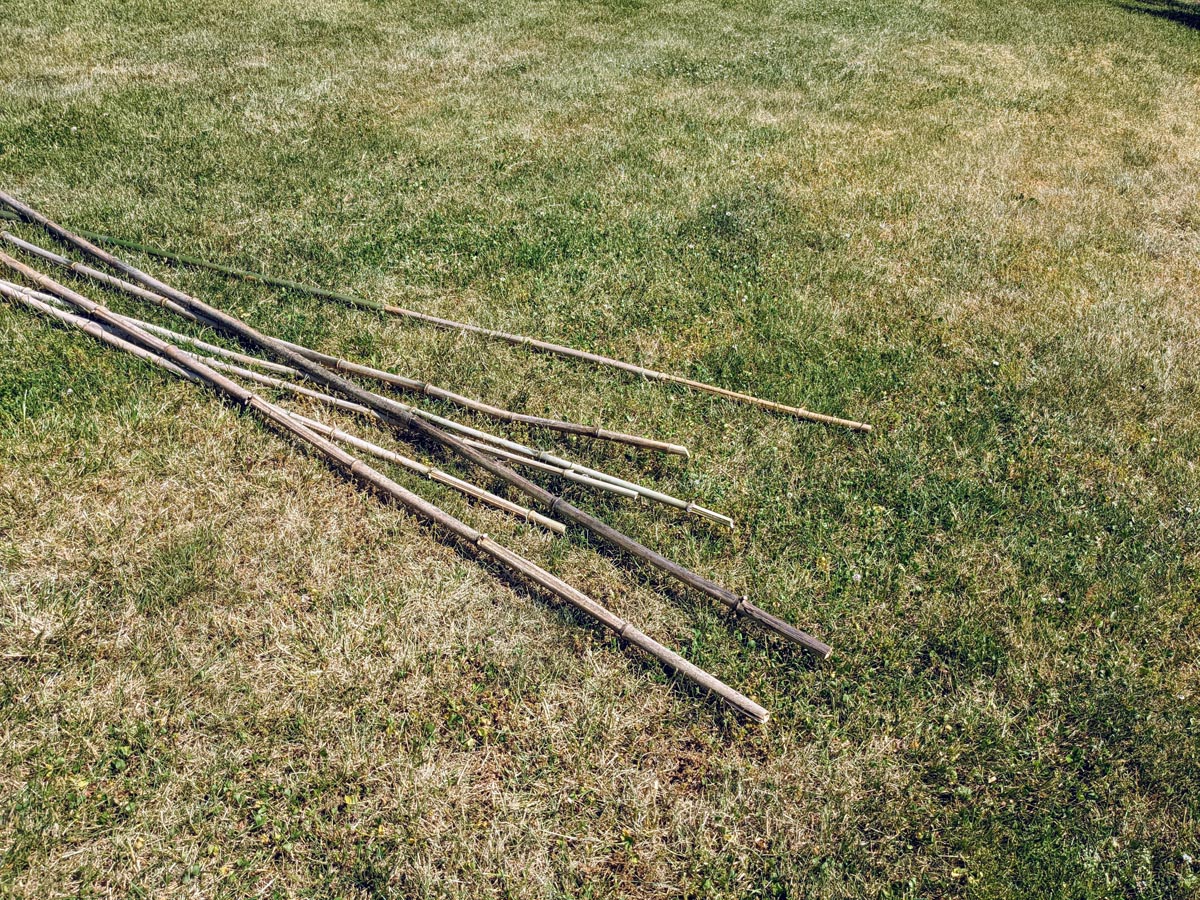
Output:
0,190,858,722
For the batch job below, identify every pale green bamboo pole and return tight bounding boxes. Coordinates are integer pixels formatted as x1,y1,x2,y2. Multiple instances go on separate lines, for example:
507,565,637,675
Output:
182,354,645,502
277,410,566,534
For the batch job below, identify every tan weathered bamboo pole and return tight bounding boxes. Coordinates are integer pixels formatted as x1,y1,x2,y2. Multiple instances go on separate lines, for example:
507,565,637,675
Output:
1,277,564,534
0,261,769,722
0,280,196,381
276,410,567,534
0,221,871,431
368,307,873,432
11,233,730,525
0,192,831,658
179,353,647,502
2,231,690,457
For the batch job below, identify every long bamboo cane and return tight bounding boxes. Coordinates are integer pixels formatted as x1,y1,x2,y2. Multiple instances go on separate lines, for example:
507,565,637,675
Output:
15,275,710,519
270,410,567,534
0,280,196,381
177,353,647,502
0,192,831,658
0,278,565,535
2,231,690,457
8,235,731,525
0,264,769,722
0,218,870,431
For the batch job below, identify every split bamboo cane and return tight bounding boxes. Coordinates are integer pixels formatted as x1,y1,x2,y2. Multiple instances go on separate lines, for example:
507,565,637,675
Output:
0,278,564,534
0,218,871,431
2,231,690,457
0,192,832,658
0,263,769,722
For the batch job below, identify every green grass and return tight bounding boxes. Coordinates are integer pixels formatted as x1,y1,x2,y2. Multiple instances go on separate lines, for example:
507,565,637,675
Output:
1,0,1198,896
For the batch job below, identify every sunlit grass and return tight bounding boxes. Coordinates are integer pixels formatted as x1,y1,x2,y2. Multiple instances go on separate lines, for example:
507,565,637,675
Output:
1,0,1198,896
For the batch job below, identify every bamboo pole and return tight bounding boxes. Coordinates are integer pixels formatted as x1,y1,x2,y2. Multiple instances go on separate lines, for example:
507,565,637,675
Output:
2,231,690,457
0,192,831,658
9,234,731,525
0,261,769,722
186,355,721,518
179,352,647,502
275,410,567,534
0,280,196,381
0,278,565,534
0,219,871,431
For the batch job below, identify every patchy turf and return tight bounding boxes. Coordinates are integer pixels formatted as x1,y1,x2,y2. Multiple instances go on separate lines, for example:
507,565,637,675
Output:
1,0,1198,896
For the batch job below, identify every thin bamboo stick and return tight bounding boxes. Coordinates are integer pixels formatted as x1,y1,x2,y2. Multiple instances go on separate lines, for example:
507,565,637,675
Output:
0,259,769,722
464,439,644,499
0,192,831,658
0,220,870,431
183,353,646,502
2,231,690,457
10,236,729,525
189,352,711,514
0,277,564,534
0,280,195,381
277,411,567,534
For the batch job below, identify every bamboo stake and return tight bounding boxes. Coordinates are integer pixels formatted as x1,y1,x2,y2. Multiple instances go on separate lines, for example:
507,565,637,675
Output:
0,219,871,431
0,261,769,722
181,353,646,502
2,231,690,457
187,354,714,515
276,410,567,534
0,278,565,534
0,281,196,381
0,192,831,658
10,235,730,525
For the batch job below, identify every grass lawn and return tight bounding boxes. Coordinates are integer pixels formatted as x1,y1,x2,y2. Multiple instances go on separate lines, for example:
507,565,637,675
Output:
1,0,1198,896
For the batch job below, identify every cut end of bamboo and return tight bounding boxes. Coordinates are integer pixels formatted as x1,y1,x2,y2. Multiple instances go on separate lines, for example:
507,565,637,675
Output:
689,503,735,529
